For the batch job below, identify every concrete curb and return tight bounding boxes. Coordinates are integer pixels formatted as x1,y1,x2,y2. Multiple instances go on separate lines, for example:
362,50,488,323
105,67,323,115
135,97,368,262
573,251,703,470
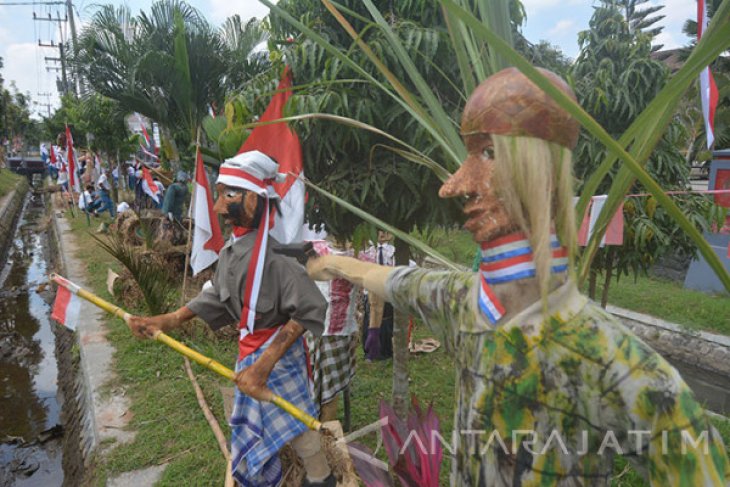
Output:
0,178,29,256
609,305,730,376
51,201,167,484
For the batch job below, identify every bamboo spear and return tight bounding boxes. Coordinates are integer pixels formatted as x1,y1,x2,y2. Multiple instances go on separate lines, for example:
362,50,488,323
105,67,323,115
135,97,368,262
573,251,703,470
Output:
50,273,323,432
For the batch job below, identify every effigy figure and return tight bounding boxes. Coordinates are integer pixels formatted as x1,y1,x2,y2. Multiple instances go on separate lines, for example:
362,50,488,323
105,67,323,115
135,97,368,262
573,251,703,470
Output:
307,67,729,486
129,151,335,487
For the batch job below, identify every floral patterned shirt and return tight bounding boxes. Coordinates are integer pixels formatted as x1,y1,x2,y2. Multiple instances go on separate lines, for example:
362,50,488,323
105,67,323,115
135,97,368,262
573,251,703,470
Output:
386,267,729,486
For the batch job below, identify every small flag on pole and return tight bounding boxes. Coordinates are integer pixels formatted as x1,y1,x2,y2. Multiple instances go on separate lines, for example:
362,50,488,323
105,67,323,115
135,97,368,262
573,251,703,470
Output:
698,0,719,149
141,166,161,204
190,148,224,275
65,125,81,193
576,195,624,247
51,285,81,330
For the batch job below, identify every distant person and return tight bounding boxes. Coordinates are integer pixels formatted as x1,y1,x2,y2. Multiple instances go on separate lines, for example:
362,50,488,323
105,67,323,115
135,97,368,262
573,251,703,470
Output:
78,184,99,213
161,171,189,222
95,170,116,218
360,230,395,361
127,164,136,190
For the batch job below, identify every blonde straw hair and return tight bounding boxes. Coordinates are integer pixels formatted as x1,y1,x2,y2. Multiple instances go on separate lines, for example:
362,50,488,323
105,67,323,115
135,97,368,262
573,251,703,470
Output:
492,135,577,300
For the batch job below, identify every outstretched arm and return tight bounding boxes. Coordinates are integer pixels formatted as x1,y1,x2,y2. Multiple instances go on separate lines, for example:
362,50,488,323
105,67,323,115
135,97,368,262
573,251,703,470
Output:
127,306,196,339
307,255,394,298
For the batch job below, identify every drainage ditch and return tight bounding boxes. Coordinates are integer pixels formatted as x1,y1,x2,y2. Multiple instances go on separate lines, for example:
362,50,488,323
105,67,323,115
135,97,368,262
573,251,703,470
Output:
0,189,83,486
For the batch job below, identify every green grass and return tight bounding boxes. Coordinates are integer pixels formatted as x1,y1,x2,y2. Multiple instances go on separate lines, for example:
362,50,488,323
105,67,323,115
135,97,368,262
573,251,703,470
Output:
0,169,24,198
62,215,730,486
63,209,236,486
594,274,730,335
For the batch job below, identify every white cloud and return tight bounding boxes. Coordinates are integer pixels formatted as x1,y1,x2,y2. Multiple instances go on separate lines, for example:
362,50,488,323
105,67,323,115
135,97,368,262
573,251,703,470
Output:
206,0,271,24
648,0,693,48
522,0,582,12
548,19,576,37
1,42,59,117
654,31,680,50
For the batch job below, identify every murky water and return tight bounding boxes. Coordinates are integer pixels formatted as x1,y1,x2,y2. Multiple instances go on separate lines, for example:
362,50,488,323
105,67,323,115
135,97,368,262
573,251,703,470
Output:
0,193,64,486
669,358,730,417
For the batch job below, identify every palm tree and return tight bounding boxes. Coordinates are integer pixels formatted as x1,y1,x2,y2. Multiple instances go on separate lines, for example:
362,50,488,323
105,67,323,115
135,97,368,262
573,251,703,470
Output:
74,1,228,162
219,15,271,92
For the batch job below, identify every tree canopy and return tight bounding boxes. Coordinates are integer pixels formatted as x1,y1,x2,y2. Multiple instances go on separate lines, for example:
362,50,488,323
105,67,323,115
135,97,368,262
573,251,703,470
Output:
571,2,721,303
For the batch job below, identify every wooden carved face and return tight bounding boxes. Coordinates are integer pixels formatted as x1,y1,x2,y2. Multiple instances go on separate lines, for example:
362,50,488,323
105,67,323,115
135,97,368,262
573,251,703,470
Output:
438,133,517,243
213,183,259,228
439,67,579,243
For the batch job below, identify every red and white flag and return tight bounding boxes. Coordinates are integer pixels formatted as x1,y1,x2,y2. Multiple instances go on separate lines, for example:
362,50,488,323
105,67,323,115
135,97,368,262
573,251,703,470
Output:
190,148,224,275
51,284,81,331
65,125,81,193
576,195,624,247
136,113,159,160
239,66,305,244
49,145,57,165
698,0,719,149
141,166,161,204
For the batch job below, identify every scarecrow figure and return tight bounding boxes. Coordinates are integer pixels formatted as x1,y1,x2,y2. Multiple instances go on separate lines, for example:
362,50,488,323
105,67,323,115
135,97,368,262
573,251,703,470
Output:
129,151,334,487
307,68,729,485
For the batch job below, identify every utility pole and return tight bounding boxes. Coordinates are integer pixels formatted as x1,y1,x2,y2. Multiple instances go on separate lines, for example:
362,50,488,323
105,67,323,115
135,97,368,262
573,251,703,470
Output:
66,0,81,96
37,92,53,117
36,7,71,96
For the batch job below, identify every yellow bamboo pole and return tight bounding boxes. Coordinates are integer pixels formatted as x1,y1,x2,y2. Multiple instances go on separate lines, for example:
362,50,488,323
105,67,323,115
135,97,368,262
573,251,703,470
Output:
50,273,323,431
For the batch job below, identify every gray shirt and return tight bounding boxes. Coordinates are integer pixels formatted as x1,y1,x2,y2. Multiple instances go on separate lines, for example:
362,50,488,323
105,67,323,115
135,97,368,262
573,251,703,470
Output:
187,232,326,336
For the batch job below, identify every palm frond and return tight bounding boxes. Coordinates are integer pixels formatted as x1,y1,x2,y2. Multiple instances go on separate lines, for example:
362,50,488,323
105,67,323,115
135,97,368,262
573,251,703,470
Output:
91,231,176,315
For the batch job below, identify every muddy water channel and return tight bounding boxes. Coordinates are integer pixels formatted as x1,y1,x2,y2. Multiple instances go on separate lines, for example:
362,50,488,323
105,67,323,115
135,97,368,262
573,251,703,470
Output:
0,193,64,486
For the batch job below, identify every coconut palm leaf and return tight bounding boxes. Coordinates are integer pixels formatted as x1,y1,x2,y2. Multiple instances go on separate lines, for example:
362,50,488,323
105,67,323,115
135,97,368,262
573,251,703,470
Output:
259,0,462,170
343,0,465,158
91,231,176,315
301,177,460,271
239,112,451,180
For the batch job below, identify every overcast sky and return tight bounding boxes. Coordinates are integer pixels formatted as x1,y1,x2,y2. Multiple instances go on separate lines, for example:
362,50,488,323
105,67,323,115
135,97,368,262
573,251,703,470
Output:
0,0,695,118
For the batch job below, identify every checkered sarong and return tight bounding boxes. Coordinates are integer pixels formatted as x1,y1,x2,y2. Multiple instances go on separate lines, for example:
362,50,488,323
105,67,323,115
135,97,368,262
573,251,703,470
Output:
230,335,318,487
306,333,357,405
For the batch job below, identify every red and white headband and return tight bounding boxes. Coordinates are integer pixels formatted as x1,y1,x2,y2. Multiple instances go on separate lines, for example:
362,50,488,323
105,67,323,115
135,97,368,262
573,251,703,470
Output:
216,151,285,200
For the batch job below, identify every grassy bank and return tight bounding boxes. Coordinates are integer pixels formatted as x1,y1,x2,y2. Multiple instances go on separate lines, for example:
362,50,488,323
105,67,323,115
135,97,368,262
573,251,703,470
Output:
61,214,729,486
0,169,24,198
61,210,235,485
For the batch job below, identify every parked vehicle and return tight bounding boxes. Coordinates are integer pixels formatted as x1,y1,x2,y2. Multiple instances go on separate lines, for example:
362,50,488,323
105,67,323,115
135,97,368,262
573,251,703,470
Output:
689,161,710,180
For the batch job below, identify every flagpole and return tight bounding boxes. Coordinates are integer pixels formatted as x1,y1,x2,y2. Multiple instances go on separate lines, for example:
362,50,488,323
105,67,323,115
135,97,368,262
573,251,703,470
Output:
49,273,323,432
179,129,199,308
176,135,232,486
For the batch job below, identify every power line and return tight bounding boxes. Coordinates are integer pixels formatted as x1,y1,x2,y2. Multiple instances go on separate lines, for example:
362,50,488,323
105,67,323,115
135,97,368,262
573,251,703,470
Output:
0,1,64,5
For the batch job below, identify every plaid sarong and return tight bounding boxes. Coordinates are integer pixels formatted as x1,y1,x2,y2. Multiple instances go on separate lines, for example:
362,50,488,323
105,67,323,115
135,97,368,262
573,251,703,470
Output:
230,334,318,487
306,333,357,405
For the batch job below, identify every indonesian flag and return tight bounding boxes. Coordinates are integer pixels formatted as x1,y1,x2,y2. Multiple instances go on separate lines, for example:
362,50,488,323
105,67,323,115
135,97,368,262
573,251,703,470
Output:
65,125,81,193
51,284,81,331
190,148,224,275
49,145,57,165
141,166,161,203
239,66,304,244
576,195,624,247
136,113,159,160
698,0,719,149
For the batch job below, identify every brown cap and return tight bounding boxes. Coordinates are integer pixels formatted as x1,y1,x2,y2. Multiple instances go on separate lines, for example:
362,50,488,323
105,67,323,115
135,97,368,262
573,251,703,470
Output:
461,67,580,149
